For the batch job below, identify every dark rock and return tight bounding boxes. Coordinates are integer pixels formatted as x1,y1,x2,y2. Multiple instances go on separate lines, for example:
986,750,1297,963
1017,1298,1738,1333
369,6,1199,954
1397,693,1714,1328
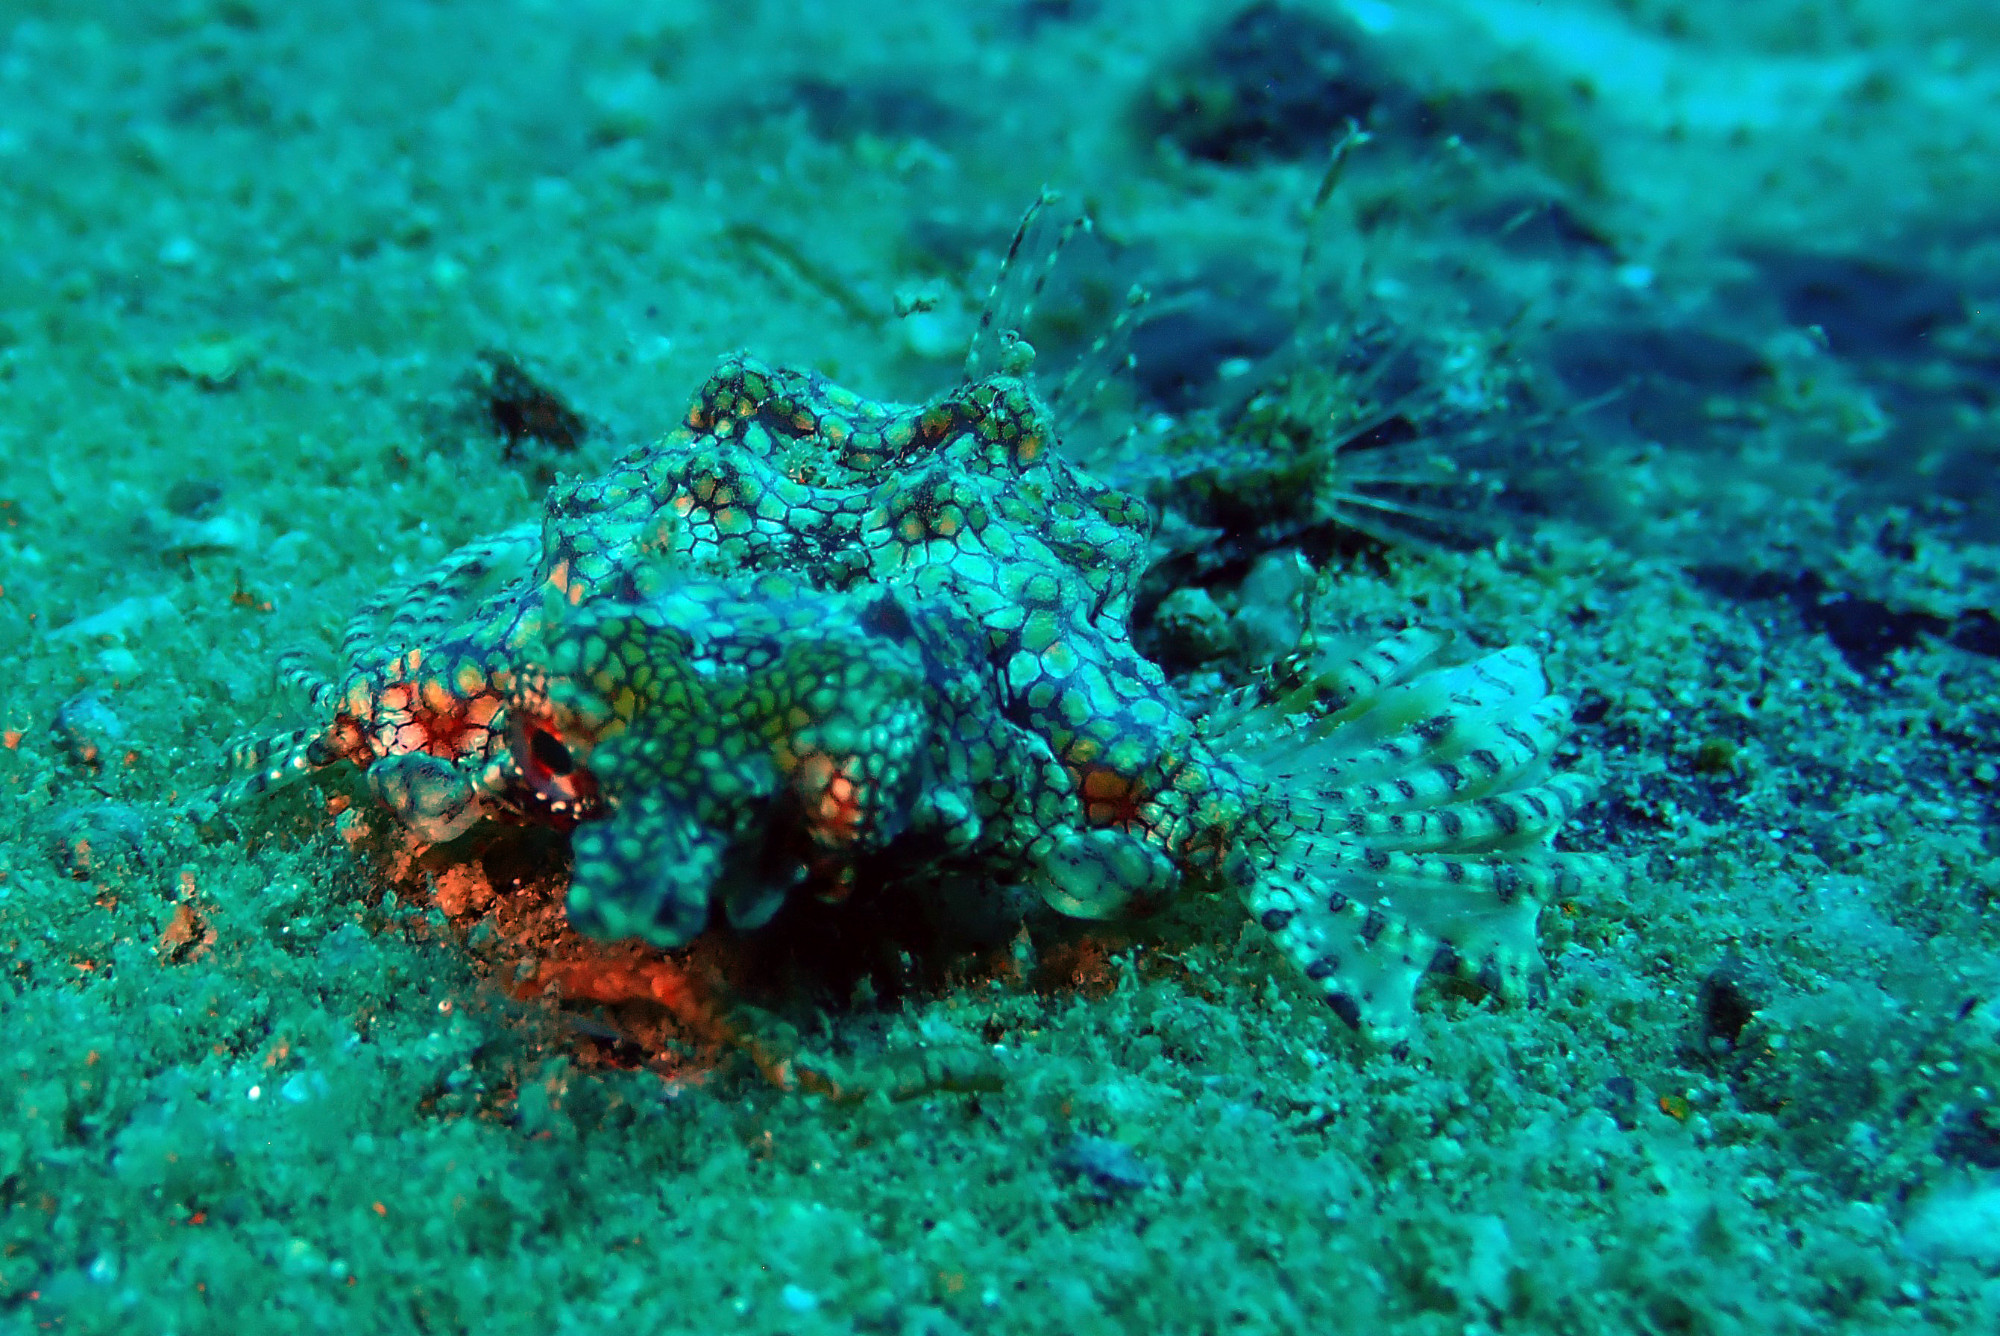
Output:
1570,689,1611,726
1686,566,1807,606
1601,1075,1640,1131
471,352,588,459
1546,316,1770,447
1697,953,1774,1052
1936,1104,2000,1171
1142,2,1391,163
1151,586,1235,665
1810,591,1948,669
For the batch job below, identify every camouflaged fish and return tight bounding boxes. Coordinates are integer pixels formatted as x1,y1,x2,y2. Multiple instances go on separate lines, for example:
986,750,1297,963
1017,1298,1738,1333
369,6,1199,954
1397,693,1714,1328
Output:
208,348,1615,1045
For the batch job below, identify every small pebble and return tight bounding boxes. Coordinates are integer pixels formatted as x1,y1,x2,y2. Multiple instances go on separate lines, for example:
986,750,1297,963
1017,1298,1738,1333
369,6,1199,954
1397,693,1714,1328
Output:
1057,1133,1154,1195
50,691,125,768
46,803,150,879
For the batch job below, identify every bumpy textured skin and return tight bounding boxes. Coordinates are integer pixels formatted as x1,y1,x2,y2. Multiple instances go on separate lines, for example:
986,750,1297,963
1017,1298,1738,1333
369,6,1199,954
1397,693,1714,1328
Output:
216,353,1613,1042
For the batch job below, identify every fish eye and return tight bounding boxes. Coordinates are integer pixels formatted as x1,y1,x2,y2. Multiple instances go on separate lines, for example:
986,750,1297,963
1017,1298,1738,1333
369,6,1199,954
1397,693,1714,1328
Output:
530,726,575,778
510,715,600,823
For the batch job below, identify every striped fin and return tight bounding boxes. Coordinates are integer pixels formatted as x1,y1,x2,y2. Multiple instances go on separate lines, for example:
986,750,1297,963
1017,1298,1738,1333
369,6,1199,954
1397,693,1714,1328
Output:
1246,860,1434,1040
1311,695,1575,809
1202,628,1442,749
1327,646,1551,751
1223,644,1567,791
1232,627,1621,1042
192,725,337,815
1316,845,1583,998
1247,840,1612,1040
340,524,539,663
1266,626,1447,721
274,648,338,712
1285,772,1600,854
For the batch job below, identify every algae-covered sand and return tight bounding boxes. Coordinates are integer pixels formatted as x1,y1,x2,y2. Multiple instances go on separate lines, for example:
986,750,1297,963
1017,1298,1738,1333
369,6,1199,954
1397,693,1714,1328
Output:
5,1,2000,1331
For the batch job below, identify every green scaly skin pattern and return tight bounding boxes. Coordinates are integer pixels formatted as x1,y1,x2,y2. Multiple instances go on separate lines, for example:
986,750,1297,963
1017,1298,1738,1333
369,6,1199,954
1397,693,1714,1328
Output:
216,352,1612,1042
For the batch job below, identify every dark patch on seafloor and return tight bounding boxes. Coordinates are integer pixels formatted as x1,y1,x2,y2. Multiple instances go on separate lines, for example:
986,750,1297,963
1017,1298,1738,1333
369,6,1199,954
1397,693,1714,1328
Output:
1547,320,1772,445
1749,247,1967,362
1141,2,1399,164
1012,0,1101,33
1695,952,1776,1054
788,75,965,144
1124,278,1293,413
1137,0,1603,189
470,351,592,461
1690,565,2000,674
1747,241,2000,530
1935,1105,2000,1173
